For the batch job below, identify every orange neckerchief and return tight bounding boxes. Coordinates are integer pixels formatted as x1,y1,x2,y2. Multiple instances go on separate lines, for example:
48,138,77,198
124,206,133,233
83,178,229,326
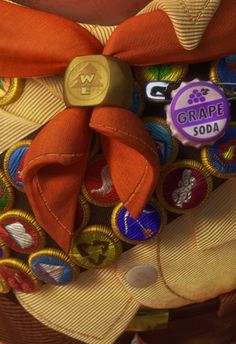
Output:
0,0,235,253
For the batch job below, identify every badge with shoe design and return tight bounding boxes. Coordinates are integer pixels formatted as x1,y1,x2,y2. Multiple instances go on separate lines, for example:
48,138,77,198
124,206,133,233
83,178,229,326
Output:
0,210,46,254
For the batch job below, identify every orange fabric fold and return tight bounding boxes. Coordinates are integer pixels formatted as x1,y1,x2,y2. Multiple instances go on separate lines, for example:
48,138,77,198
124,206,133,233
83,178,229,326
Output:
22,108,92,252
1,0,236,251
90,107,159,217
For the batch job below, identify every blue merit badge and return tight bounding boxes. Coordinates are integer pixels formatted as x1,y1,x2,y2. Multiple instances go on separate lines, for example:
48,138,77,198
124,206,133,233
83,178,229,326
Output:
4,140,32,191
201,125,236,178
144,118,178,169
112,201,166,244
30,252,77,285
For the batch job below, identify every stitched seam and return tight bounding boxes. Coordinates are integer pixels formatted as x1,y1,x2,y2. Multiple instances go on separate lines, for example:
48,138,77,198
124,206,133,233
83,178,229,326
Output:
124,164,148,207
156,236,195,302
91,123,157,155
22,153,83,173
35,176,71,235
16,292,135,340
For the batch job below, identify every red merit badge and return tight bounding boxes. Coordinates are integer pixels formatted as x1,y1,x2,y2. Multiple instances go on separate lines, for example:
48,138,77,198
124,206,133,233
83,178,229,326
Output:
82,155,119,207
0,210,46,254
156,160,213,213
0,258,41,293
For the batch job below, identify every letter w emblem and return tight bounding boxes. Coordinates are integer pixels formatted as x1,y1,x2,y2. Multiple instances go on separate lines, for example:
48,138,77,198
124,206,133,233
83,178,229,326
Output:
80,74,95,84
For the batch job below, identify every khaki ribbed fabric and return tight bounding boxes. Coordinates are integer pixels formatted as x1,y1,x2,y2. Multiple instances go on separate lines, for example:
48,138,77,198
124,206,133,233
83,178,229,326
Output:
138,0,221,50
16,178,236,344
0,77,65,154
16,267,139,344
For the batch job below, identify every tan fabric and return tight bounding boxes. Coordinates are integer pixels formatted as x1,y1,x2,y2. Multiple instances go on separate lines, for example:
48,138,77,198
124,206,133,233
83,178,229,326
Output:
0,77,65,154
138,0,221,50
16,178,236,344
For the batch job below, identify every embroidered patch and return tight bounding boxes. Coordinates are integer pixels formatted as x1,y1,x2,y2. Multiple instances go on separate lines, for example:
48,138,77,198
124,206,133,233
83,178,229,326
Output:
156,160,213,213
144,117,179,169
4,140,32,192
70,225,122,269
0,258,41,293
0,170,14,214
75,196,91,231
134,64,188,90
0,210,46,254
111,200,166,244
82,155,120,207
0,77,25,106
201,124,236,178
0,239,10,259
166,80,230,147
0,273,11,294
210,56,236,97
29,248,78,285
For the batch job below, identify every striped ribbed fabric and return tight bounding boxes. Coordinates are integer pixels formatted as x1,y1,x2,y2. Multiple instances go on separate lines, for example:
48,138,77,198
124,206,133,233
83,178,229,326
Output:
80,24,116,45
0,78,65,154
16,268,139,344
138,0,221,50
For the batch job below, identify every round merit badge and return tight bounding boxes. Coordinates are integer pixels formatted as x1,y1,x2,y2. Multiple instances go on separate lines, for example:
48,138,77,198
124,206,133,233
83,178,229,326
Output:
0,273,11,294
210,55,236,97
111,200,166,245
0,239,10,259
201,124,236,178
70,225,122,269
0,170,14,214
0,77,25,106
0,258,41,293
75,196,91,231
134,64,188,87
29,248,78,285
156,160,213,214
4,140,32,192
144,117,179,169
166,80,230,147
0,210,46,254
82,155,120,207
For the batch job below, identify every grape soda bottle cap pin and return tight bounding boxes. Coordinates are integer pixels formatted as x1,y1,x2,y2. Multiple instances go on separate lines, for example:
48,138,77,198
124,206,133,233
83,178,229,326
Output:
166,80,230,148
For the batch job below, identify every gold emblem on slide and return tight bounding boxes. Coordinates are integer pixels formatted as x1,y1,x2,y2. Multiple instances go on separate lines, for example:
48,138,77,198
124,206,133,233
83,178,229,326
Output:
64,55,133,108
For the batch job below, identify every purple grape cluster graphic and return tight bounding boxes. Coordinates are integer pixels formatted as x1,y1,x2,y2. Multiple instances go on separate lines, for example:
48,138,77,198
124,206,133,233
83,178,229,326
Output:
187,88,209,104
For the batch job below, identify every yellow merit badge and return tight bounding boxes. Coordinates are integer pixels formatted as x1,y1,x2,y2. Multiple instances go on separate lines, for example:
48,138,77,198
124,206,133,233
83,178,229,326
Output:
0,77,25,106
70,225,122,269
